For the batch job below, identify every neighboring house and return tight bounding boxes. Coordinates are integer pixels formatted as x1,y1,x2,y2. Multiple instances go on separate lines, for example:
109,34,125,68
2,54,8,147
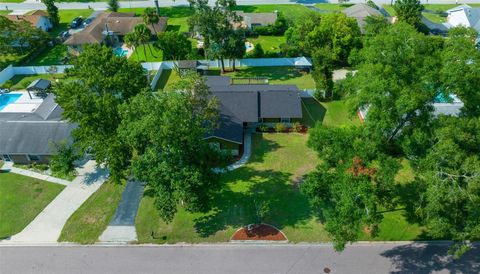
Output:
342,3,385,33
0,94,75,164
64,12,168,55
234,11,278,29
5,10,52,32
357,93,465,122
445,5,480,43
204,76,302,156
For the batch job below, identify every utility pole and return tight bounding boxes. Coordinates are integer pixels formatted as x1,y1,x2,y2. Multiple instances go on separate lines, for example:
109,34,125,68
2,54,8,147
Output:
154,0,161,16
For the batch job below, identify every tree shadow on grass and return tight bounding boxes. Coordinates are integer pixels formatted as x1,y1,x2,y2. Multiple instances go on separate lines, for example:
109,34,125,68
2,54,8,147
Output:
381,243,480,274
194,166,312,237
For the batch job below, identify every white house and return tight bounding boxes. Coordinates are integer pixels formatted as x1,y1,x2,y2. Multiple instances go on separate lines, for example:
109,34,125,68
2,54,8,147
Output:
5,10,52,32
445,4,480,42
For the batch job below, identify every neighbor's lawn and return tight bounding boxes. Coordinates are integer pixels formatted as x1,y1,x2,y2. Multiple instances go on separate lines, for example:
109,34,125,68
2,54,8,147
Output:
4,74,70,90
58,180,125,243
0,10,11,15
314,3,351,12
248,35,285,52
224,66,315,90
0,0,23,2
121,6,194,33
234,4,315,22
26,44,68,66
50,9,94,37
135,133,329,243
130,43,163,62
0,172,64,239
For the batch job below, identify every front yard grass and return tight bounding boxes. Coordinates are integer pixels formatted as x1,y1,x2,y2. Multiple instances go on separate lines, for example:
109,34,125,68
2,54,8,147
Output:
0,172,64,239
58,180,125,244
135,133,328,243
314,4,351,11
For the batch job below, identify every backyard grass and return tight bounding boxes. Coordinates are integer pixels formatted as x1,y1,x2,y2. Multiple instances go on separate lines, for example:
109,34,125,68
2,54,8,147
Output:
155,69,181,91
58,180,125,244
322,100,361,127
26,44,68,66
0,172,64,239
130,43,164,62
248,35,285,53
314,3,351,12
3,74,69,90
224,66,315,90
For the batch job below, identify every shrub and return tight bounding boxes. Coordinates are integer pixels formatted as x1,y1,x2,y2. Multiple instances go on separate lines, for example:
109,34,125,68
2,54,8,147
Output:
250,43,264,58
293,122,303,133
50,141,80,179
259,124,269,132
366,0,378,9
275,122,287,133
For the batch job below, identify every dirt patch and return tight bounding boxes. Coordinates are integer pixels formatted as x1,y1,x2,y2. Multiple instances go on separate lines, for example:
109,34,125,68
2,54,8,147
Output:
231,224,287,241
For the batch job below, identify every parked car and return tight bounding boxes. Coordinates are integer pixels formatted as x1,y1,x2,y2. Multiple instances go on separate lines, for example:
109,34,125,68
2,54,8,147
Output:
82,18,93,28
70,17,84,29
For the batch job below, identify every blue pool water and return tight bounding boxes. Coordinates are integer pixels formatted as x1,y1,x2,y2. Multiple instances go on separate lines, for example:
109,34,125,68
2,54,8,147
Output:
0,93,21,111
434,93,453,103
113,48,128,57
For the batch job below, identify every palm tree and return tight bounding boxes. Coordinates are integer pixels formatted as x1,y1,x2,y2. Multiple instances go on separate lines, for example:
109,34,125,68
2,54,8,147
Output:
124,32,140,60
142,7,160,35
133,24,152,62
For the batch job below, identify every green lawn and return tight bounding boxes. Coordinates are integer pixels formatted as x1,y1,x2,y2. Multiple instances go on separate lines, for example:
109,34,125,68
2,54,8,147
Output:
0,172,64,239
383,4,480,18
155,69,181,91
0,10,11,15
248,35,285,53
121,6,194,33
224,66,315,90
135,133,328,243
314,3,351,11
2,74,70,90
26,44,68,66
0,0,23,2
322,100,361,127
58,180,125,243
130,43,163,62
234,4,315,22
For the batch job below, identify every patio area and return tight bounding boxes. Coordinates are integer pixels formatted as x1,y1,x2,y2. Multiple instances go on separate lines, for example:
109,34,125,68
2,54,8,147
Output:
0,92,43,113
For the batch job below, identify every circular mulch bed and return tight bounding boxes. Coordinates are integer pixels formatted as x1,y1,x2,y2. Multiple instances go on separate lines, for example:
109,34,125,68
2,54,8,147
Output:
231,224,287,241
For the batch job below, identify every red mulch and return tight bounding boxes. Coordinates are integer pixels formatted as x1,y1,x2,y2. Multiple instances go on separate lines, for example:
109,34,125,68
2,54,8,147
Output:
231,224,287,241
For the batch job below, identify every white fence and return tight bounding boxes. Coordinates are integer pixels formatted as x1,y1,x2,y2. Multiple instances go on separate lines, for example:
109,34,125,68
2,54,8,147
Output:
0,57,312,86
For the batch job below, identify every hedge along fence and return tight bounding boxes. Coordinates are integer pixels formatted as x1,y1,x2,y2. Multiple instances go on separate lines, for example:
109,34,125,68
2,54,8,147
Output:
0,57,313,87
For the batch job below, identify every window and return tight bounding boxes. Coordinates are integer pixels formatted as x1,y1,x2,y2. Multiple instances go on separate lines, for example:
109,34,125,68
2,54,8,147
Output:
2,155,11,162
27,155,40,161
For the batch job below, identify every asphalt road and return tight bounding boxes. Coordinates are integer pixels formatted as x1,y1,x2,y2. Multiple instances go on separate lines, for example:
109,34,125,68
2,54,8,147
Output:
1,243,479,274
2,0,480,11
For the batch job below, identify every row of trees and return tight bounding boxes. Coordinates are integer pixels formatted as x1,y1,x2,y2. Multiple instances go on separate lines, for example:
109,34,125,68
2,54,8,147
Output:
53,45,225,221
301,22,480,256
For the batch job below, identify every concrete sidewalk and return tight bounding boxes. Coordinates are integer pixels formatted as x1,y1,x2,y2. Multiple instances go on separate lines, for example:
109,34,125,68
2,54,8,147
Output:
1,161,70,186
1,160,108,244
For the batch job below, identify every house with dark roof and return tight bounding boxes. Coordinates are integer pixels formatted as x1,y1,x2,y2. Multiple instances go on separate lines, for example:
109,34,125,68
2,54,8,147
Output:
64,12,168,55
0,94,75,164
204,76,303,156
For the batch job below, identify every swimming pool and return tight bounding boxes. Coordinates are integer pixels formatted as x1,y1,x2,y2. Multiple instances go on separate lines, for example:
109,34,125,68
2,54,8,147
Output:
0,93,21,111
113,48,128,57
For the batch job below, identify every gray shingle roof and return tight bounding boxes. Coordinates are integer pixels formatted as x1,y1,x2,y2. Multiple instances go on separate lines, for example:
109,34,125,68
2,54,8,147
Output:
259,91,302,118
212,91,259,123
0,121,76,154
